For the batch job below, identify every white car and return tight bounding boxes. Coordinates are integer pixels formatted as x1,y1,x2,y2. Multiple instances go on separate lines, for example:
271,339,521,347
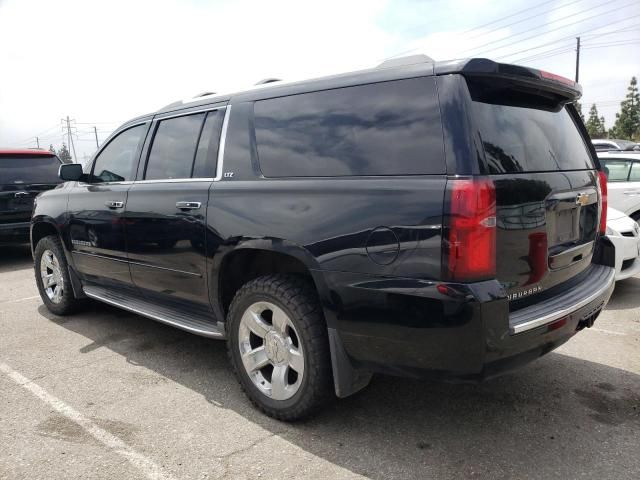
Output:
607,207,640,281
598,151,640,224
592,139,640,152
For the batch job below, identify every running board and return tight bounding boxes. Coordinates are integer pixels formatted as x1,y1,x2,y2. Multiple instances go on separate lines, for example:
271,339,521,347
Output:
83,285,224,339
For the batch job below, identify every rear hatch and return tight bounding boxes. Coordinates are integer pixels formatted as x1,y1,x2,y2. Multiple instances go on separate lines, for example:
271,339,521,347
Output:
1,153,62,225
463,67,600,308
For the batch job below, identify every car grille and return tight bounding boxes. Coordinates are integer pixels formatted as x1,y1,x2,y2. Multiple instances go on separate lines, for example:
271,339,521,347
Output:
621,231,636,237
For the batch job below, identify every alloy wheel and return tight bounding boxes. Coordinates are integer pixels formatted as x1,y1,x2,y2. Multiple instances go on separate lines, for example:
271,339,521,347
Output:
238,301,305,401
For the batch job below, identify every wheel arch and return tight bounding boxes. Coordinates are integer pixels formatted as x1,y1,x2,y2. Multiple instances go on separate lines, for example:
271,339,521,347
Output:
212,238,328,321
30,217,62,254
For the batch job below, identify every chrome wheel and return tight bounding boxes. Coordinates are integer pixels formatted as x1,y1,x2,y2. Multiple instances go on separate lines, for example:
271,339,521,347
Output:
238,301,304,401
40,249,64,304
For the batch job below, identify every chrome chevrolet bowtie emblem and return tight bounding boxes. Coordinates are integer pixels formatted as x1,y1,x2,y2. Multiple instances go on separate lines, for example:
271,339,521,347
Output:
575,193,589,206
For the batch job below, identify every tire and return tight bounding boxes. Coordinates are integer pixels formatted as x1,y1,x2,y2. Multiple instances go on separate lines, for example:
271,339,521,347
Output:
34,235,82,315
227,274,333,421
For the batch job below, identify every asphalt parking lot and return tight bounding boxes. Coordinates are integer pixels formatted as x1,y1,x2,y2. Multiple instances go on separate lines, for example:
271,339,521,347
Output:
1,244,639,480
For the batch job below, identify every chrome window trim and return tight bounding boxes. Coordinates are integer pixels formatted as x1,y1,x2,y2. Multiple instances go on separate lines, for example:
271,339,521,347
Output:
132,178,214,184
77,180,134,186
214,105,231,182
154,105,226,122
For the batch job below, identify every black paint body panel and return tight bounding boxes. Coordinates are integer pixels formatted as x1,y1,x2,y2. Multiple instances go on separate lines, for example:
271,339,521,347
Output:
30,59,614,385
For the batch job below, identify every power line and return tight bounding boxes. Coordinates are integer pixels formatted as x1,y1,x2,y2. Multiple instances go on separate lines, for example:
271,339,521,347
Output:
460,0,632,56
463,0,587,43
384,0,566,60
494,19,640,60
512,40,640,64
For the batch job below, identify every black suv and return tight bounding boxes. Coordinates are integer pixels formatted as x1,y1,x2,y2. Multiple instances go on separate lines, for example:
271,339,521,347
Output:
32,57,616,420
1,149,62,244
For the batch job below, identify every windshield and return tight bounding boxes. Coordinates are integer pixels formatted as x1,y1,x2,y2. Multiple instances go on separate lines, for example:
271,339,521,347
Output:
0,155,61,184
471,102,595,174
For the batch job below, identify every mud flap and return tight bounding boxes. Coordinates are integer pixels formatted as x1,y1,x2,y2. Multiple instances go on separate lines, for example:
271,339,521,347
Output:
328,327,372,398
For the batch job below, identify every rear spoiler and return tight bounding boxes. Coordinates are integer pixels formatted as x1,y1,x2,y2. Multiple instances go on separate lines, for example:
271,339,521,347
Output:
435,58,582,103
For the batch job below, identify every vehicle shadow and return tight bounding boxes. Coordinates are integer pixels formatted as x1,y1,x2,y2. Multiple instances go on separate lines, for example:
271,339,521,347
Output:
606,276,640,310
0,243,33,274
37,301,640,479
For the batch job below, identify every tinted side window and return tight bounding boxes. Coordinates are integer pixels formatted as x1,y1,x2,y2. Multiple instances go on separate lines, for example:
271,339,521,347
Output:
145,113,205,180
192,109,225,178
92,124,146,183
601,159,632,181
254,77,444,177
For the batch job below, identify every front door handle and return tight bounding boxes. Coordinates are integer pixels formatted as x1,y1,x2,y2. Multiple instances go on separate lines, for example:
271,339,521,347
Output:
105,200,124,209
176,201,202,210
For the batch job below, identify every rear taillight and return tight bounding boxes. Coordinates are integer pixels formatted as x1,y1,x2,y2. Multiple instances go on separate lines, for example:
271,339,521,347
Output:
597,170,608,235
446,178,497,281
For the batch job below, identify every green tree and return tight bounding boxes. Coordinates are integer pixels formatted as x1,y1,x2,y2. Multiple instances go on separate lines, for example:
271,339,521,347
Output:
610,76,640,140
58,143,72,163
585,104,606,138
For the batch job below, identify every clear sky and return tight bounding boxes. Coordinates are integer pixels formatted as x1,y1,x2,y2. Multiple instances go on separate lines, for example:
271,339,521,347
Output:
0,0,638,162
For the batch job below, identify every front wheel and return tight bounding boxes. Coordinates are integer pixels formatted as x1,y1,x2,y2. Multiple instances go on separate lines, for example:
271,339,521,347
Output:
34,235,82,315
227,275,333,421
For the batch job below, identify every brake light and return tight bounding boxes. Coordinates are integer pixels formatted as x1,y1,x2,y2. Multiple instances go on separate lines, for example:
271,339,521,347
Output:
447,178,496,281
539,70,575,87
597,170,608,235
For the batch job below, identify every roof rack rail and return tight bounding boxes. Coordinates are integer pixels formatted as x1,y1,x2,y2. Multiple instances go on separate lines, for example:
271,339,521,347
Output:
193,91,216,98
377,54,435,69
255,78,282,85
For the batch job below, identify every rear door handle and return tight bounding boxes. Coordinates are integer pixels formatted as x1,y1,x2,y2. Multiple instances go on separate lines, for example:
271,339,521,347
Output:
105,200,124,209
623,190,640,196
176,201,201,210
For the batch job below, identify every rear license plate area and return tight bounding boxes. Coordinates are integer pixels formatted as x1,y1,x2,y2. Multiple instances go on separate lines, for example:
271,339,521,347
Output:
554,208,578,244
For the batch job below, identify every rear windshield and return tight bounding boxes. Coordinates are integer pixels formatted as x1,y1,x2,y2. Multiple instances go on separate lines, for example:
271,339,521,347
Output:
0,155,61,184
471,102,595,174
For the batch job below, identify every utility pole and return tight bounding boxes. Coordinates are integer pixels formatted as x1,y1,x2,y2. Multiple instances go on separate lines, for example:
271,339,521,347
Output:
62,116,78,163
36,137,40,148
93,126,99,149
575,36,581,83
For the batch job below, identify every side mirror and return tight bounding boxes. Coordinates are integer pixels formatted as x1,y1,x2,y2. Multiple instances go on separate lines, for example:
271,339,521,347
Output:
59,163,84,181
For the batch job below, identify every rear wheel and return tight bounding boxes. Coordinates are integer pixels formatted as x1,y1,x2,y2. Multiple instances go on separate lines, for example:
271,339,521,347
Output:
227,275,333,421
34,235,82,315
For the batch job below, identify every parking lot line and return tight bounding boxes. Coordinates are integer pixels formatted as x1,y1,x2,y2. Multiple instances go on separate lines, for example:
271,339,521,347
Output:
590,327,627,336
0,361,176,480
1,295,40,304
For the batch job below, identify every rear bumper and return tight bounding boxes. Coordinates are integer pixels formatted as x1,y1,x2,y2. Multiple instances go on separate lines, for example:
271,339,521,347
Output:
321,263,615,382
0,221,30,242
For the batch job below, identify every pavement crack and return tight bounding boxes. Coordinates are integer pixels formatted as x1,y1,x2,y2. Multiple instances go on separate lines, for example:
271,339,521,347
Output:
215,432,277,460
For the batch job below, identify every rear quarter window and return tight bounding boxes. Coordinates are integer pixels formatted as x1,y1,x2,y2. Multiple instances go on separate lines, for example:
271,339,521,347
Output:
253,77,444,177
